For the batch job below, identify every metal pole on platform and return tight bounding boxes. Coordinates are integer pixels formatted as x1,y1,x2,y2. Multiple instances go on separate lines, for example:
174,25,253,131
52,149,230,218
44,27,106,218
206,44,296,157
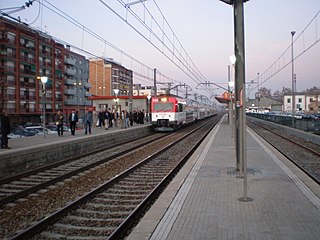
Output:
228,65,232,125
220,0,252,202
291,31,296,128
40,76,48,139
233,0,252,202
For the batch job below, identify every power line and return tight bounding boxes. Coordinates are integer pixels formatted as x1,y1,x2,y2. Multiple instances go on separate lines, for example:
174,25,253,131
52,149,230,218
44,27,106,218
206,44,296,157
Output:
38,0,178,86
251,10,320,91
99,0,214,96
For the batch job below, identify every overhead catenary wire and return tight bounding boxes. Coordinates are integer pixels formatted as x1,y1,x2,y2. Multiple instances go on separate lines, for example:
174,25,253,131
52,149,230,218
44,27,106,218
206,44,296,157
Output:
4,0,216,99
251,9,320,91
38,0,180,87
101,0,214,96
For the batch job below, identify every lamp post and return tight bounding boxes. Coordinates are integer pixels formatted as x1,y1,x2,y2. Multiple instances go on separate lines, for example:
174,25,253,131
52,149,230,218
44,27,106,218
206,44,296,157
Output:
147,95,151,122
220,0,251,202
114,88,119,111
40,76,48,139
230,55,239,171
291,31,296,127
228,66,235,138
74,81,82,119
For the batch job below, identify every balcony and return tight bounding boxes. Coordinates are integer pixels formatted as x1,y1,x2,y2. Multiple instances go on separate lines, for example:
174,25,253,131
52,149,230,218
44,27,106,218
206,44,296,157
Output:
84,100,92,106
65,89,76,95
20,42,35,51
85,92,92,97
84,82,92,89
40,49,52,57
40,61,52,67
0,37,16,45
1,51,16,58
65,99,77,105
65,58,76,65
65,78,76,85
20,55,34,63
65,68,76,75
1,65,15,73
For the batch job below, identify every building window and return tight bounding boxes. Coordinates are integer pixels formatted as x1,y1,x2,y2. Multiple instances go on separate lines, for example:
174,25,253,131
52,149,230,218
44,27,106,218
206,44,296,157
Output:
7,32,16,41
298,98,302,103
310,98,314,102
287,98,291,103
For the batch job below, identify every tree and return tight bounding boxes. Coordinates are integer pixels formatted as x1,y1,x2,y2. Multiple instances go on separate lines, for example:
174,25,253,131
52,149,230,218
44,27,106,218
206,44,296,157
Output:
257,87,271,98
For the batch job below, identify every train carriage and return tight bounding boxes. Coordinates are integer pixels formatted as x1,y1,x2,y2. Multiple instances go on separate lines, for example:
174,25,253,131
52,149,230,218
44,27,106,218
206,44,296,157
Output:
151,94,216,131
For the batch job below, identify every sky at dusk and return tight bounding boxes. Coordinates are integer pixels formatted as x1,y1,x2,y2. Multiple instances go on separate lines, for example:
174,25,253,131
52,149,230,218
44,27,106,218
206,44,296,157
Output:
2,0,320,99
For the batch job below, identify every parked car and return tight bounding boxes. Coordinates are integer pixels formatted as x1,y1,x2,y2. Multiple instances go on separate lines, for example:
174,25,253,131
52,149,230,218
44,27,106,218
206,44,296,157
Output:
10,129,38,137
24,126,51,135
47,125,70,133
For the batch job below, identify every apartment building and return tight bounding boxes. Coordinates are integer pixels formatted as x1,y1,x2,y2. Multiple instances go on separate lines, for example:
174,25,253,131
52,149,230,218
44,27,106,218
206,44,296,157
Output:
89,58,133,97
0,17,91,124
283,92,320,113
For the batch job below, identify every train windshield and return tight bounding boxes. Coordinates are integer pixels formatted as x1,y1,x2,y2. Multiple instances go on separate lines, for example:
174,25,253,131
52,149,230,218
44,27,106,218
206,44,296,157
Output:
153,103,174,111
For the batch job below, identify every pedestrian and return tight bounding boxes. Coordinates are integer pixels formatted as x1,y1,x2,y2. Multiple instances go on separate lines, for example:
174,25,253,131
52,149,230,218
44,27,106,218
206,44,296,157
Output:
108,108,113,128
98,110,104,128
93,110,98,128
129,111,134,126
56,110,64,136
69,109,78,136
133,110,138,124
0,110,11,149
113,109,118,127
125,109,130,128
84,109,93,134
120,110,125,129
104,109,110,130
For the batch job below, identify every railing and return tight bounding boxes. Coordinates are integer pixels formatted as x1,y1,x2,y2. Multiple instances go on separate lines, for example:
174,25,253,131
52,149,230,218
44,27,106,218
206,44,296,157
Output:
247,112,320,134
65,89,76,95
20,55,34,63
65,58,76,65
0,37,16,45
1,65,15,72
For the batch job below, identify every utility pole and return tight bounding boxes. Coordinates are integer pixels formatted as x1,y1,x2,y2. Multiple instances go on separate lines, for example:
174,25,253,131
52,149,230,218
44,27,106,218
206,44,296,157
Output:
220,0,251,202
291,31,296,127
153,68,157,96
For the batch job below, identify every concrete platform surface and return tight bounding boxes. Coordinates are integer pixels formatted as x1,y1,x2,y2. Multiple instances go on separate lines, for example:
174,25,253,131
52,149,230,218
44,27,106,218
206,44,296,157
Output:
127,116,320,240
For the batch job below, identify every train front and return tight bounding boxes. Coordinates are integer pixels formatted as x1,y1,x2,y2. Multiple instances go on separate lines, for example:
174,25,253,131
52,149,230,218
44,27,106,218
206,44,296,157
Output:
151,96,178,131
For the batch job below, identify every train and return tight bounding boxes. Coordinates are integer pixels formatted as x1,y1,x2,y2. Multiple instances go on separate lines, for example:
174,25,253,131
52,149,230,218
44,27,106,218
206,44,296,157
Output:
150,94,216,131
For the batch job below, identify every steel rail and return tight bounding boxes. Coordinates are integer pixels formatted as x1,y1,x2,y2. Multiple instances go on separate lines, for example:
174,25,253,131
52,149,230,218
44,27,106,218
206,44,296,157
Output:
10,116,221,239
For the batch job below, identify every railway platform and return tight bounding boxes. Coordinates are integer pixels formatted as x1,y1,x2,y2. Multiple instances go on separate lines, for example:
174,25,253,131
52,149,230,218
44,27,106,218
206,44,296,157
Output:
0,123,153,177
127,115,320,240
1,123,150,151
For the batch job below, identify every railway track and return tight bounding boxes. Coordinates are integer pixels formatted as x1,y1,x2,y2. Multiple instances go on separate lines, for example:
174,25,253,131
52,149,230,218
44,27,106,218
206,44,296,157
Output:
1,115,222,239
247,118,320,184
0,133,167,206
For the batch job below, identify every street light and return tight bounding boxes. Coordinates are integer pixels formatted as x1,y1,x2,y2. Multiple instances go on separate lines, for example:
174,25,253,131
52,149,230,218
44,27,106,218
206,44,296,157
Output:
40,76,48,139
220,0,251,202
147,95,151,121
291,31,296,127
114,88,119,111
74,81,82,119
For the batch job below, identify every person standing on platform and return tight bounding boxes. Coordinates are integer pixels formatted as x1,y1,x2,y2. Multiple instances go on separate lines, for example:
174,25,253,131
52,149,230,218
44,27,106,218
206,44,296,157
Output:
56,110,64,136
108,108,113,128
69,109,78,136
0,110,11,149
113,109,118,127
129,111,134,126
93,110,98,128
84,109,93,134
104,109,110,130
98,110,104,128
